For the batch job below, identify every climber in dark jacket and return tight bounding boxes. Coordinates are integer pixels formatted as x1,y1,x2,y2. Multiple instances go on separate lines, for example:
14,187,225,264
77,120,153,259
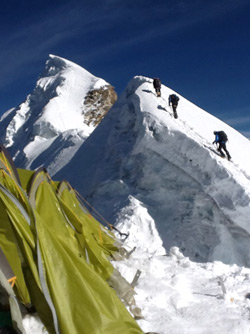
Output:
169,94,179,119
213,131,231,160
153,78,161,97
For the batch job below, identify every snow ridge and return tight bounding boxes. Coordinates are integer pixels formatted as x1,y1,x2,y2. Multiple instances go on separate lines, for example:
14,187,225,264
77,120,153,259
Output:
56,75,250,268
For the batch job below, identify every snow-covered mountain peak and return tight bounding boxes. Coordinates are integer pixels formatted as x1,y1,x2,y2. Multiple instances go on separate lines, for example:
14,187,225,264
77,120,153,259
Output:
3,54,112,143
0,55,117,173
40,54,108,91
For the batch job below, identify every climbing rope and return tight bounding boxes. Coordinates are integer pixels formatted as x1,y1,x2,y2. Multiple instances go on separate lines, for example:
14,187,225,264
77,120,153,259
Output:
74,189,129,239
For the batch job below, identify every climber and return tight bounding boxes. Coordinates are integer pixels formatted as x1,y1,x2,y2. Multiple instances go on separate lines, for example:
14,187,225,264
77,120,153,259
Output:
153,78,161,97
213,131,231,160
169,94,179,119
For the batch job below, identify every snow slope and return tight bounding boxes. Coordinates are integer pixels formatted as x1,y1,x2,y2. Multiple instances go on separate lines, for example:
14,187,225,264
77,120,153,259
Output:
54,76,250,333
0,55,115,174
56,75,250,267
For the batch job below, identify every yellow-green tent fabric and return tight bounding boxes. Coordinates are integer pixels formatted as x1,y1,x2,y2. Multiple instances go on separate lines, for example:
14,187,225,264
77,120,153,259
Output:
0,147,143,334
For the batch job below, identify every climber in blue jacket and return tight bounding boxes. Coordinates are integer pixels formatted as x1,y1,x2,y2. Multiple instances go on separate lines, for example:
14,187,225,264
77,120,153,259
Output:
213,131,231,160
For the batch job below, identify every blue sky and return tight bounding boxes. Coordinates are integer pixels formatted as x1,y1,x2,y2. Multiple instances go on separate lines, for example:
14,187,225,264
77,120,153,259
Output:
0,0,250,136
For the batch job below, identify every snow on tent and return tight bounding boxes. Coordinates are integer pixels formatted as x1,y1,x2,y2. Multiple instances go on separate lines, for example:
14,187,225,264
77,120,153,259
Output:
0,145,144,334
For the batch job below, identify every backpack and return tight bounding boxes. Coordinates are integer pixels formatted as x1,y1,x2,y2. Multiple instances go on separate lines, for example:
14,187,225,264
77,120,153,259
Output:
153,78,161,88
218,131,228,142
169,94,179,104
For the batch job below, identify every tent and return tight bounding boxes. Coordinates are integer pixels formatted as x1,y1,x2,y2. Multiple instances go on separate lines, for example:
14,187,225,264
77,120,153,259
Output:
0,145,143,334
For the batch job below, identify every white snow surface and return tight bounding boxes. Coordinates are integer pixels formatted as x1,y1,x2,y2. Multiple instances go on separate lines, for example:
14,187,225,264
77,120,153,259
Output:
5,73,250,333
0,54,110,174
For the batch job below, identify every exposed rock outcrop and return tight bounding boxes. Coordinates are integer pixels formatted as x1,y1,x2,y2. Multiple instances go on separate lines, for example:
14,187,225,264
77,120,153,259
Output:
84,85,117,126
